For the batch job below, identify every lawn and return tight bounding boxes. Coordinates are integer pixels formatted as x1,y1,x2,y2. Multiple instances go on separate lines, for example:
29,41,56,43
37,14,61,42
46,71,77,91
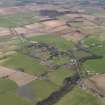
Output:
54,87,104,105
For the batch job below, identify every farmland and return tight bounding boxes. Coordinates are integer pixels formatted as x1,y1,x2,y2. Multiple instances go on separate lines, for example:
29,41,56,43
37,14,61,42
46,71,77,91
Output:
0,79,33,105
83,36,105,73
0,34,104,105
0,0,105,105
0,11,39,27
55,87,104,105
1,52,49,75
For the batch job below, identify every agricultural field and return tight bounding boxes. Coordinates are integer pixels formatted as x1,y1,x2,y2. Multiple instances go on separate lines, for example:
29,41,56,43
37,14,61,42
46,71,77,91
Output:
1,52,49,75
0,11,39,27
29,35,74,50
0,78,33,105
83,36,105,73
0,34,105,105
0,0,105,105
55,87,104,105
0,35,75,104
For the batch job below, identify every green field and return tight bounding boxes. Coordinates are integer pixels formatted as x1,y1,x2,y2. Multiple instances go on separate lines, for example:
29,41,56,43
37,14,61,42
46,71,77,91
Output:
83,36,105,73
1,52,49,76
29,35,74,50
0,79,33,105
29,80,58,104
0,11,39,27
48,68,73,86
54,87,104,105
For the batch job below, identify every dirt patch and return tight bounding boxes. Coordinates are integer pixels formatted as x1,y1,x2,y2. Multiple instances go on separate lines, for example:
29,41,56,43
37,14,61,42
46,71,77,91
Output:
0,66,37,86
86,74,105,98
42,20,65,28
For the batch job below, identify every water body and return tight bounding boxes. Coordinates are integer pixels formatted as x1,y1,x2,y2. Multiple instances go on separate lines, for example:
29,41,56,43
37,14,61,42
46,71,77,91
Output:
39,10,64,18
17,85,35,101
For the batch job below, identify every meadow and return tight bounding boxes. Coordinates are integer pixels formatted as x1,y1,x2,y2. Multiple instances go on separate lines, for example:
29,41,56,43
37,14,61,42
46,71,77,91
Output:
29,35,74,50
1,52,49,76
54,87,104,105
83,36,105,73
0,11,39,27
0,79,33,105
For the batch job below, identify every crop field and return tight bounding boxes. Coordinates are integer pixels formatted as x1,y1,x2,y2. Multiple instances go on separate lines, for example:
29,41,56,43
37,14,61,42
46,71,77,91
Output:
47,68,73,86
0,79,33,105
0,0,105,105
0,11,39,27
29,35,74,50
54,87,104,105
1,52,49,75
83,36,105,73
29,80,58,103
